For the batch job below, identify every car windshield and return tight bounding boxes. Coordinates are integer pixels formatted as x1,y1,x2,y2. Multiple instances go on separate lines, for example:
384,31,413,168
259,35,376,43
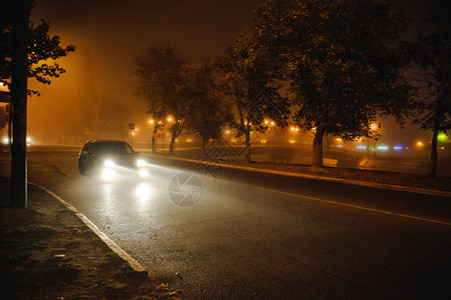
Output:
96,142,134,154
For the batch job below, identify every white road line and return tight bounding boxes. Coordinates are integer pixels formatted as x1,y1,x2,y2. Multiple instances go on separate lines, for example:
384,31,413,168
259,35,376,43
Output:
227,180,451,227
28,182,148,273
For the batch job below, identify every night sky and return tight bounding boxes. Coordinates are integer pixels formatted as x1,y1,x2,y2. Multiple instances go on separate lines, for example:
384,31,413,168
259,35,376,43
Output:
28,0,436,145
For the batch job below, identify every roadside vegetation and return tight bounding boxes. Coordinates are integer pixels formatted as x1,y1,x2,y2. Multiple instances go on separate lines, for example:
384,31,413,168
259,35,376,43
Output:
133,0,450,178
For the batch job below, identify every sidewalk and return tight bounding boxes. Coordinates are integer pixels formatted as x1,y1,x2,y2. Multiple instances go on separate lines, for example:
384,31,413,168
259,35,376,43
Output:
0,176,181,300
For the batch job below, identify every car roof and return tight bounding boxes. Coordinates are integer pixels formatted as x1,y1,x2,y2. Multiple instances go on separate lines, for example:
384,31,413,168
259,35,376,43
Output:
88,139,128,144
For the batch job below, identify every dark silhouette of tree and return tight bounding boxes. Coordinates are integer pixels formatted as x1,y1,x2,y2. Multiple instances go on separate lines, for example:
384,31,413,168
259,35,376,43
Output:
218,29,289,162
1,0,74,208
182,59,231,149
135,45,190,155
408,3,451,178
251,0,411,167
0,1,75,94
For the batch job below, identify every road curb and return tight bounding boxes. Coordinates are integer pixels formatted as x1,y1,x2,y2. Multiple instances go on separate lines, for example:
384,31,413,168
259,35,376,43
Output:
28,182,148,274
146,154,451,198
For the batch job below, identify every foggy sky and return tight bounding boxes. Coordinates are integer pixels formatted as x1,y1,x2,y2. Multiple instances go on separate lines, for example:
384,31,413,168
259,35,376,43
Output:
28,0,436,146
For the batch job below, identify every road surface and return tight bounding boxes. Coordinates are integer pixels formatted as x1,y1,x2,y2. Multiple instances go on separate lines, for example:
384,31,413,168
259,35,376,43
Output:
2,145,451,299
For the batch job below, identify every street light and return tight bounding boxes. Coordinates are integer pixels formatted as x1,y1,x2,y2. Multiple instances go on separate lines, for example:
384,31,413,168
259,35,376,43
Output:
225,129,230,145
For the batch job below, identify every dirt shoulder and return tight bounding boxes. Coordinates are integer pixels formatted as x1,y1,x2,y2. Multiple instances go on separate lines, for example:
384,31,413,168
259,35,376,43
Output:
0,177,181,300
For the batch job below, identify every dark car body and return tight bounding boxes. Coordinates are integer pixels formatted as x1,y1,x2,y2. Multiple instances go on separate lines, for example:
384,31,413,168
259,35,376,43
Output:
78,140,145,175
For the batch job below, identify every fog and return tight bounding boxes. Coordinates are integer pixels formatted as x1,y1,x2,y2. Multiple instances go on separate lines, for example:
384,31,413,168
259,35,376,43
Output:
26,0,442,156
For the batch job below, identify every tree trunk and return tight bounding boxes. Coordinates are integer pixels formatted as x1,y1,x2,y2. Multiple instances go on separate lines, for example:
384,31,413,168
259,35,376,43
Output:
151,125,157,153
244,127,251,162
312,125,325,168
429,125,439,178
169,128,177,155
202,135,208,150
11,0,29,208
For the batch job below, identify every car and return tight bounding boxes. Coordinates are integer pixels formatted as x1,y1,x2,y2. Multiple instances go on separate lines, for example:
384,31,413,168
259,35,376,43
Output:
78,140,148,177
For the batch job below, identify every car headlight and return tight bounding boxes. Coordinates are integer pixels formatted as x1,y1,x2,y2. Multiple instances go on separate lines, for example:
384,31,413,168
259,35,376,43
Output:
104,159,115,167
136,159,146,167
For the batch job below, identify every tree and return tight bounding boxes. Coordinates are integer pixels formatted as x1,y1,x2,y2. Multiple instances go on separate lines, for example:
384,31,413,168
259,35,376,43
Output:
182,59,231,149
218,29,289,162
408,15,451,178
1,0,74,208
135,45,191,155
252,0,411,167
0,2,75,94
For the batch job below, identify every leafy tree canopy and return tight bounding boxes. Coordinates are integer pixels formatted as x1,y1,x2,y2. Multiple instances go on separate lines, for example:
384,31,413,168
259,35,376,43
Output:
0,0,75,95
252,0,411,140
182,59,232,148
134,45,192,154
250,0,412,166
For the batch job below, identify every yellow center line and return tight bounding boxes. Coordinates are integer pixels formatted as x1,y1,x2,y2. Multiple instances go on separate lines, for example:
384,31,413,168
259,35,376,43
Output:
227,180,451,227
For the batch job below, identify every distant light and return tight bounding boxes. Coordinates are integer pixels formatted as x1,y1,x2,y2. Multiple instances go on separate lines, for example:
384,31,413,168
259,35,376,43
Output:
290,126,295,131
148,120,154,124
3,137,10,144
225,130,230,134
417,141,424,147
438,132,449,142
377,145,389,151
356,145,367,150
0,81,8,91
26,137,32,143
289,140,295,144
336,137,342,141
393,146,403,151
335,144,343,148
261,140,267,144
167,117,173,122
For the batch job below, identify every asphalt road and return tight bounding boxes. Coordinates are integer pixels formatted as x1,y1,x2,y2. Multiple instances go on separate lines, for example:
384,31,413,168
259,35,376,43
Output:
3,146,451,299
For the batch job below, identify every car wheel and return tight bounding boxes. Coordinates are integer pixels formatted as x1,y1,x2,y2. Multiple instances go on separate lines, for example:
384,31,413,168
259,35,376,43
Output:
78,161,87,175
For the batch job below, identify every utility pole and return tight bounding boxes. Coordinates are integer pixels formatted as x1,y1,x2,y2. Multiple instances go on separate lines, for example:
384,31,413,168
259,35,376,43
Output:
10,0,29,208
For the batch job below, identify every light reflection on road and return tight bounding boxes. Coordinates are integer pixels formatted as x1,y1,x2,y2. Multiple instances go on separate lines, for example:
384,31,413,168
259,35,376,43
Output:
134,182,155,209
